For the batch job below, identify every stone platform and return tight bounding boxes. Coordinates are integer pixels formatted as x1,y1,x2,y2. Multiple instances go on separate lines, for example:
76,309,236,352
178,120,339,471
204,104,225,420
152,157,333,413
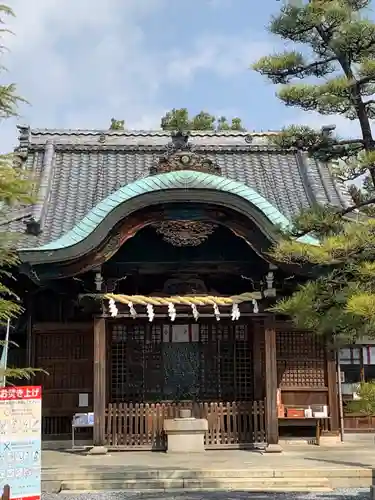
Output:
41,442,375,493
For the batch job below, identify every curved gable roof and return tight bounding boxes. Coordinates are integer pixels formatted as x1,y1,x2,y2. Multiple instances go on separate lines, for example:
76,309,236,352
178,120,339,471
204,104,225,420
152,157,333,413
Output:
21,170,318,259
5,128,352,247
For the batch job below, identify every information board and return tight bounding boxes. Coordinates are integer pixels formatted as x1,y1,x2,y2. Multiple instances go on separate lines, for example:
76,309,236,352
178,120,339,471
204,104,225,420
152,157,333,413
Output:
72,412,94,427
0,386,42,500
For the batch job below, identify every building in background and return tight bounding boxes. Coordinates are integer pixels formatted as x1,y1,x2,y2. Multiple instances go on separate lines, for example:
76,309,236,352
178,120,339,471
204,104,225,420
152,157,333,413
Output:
339,340,375,432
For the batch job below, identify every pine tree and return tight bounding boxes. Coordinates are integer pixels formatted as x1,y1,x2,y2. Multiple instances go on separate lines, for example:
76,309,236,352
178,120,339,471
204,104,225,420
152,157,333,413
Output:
160,108,246,131
0,4,43,384
109,118,125,130
253,0,375,344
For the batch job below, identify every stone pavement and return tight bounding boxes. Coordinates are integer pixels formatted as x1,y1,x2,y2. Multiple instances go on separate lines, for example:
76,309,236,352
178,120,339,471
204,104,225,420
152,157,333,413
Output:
43,489,371,499
42,440,375,471
41,441,375,493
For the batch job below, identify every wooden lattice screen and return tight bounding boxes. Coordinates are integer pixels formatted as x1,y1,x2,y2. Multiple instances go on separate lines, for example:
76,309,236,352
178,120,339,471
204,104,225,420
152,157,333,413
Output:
33,327,93,436
109,321,254,403
276,331,326,388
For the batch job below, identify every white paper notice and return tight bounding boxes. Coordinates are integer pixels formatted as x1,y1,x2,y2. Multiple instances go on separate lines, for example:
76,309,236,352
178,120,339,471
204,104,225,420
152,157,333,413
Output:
0,385,42,500
78,393,88,408
163,325,170,343
172,325,189,343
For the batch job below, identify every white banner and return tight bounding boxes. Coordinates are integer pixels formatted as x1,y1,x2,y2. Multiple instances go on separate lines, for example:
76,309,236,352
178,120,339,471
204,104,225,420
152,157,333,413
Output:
0,386,42,500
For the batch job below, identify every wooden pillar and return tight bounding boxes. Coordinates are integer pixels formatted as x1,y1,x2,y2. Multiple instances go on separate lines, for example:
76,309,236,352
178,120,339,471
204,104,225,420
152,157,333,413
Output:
326,349,339,433
26,294,33,368
264,316,280,449
252,319,264,401
93,317,107,449
1,484,10,500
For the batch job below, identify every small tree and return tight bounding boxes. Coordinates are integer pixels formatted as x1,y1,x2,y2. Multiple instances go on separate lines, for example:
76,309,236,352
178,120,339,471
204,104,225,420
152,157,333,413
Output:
160,108,246,131
346,381,375,415
109,118,125,130
0,4,43,384
252,0,375,343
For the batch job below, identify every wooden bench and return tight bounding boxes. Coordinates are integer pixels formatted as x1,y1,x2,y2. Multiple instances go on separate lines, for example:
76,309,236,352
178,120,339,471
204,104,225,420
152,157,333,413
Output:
278,417,330,445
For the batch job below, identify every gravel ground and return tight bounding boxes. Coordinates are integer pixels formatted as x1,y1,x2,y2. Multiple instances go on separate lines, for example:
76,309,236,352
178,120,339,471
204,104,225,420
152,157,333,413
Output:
43,489,371,500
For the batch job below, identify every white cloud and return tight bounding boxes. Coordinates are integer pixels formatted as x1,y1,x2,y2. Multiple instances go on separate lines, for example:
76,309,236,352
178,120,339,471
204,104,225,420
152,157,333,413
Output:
0,0,271,153
3,0,167,131
0,0,172,152
166,36,269,84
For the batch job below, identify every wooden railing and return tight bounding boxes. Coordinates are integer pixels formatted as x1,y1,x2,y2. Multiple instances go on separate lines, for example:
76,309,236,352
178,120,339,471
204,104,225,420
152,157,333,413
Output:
105,400,266,450
344,413,375,432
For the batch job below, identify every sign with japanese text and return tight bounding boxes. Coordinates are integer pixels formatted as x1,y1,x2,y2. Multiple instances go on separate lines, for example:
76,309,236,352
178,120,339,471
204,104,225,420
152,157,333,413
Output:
0,386,41,500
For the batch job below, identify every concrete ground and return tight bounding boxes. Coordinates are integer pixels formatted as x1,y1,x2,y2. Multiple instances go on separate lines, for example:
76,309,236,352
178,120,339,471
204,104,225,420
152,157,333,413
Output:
41,440,375,495
43,490,371,499
42,440,375,470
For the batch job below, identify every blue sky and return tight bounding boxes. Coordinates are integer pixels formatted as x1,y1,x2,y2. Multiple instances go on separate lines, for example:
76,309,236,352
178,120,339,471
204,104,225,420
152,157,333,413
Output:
0,0,364,152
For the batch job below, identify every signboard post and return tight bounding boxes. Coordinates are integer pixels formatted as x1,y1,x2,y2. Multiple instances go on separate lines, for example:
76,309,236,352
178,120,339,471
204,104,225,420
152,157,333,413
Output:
0,386,42,500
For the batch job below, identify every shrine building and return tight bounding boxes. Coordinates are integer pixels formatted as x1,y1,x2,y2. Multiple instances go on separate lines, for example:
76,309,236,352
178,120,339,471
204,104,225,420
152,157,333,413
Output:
0,125,352,450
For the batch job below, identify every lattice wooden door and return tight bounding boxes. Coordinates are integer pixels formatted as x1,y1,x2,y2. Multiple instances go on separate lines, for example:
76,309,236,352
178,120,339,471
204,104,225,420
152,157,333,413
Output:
108,320,261,449
109,321,254,402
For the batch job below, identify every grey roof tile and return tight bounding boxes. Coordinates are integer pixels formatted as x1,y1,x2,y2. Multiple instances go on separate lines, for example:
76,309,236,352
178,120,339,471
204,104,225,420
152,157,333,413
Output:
2,128,352,248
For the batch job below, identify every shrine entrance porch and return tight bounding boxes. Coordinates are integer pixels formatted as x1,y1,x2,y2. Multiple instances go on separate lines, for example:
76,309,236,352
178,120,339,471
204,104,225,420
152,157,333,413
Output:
105,319,267,450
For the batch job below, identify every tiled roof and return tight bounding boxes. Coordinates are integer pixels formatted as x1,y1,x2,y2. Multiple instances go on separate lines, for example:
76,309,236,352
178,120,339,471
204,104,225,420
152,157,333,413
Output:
2,127,352,249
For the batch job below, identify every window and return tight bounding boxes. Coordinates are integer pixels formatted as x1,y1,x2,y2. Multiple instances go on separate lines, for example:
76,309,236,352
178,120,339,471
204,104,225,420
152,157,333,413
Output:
339,347,363,385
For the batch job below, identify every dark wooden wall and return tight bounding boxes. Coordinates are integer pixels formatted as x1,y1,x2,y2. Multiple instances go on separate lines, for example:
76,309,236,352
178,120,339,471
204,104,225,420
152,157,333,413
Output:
32,323,93,437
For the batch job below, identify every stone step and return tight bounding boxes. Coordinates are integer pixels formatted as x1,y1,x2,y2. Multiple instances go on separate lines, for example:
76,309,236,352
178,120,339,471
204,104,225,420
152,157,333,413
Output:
41,467,374,493
41,467,373,480
56,477,332,492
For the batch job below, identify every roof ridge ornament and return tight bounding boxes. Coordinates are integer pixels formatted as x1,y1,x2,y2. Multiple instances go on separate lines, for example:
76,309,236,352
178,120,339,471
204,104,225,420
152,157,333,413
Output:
150,129,221,175
13,125,30,168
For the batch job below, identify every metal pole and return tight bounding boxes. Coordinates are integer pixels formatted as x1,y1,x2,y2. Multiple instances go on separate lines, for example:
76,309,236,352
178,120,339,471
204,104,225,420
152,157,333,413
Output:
0,318,10,388
336,351,345,442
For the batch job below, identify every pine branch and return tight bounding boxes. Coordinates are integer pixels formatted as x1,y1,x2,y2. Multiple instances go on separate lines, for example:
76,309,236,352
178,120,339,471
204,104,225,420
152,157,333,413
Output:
289,198,375,240
1,367,47,381
253,53,337,84
341,197,375,215
356,75,374,86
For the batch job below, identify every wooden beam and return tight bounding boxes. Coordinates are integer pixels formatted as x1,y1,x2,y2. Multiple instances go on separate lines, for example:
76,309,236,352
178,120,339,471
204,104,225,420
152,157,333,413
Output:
326,349,339,433
252,319,264,400
264,316,279,446
33,322,92,333
93,317,106,447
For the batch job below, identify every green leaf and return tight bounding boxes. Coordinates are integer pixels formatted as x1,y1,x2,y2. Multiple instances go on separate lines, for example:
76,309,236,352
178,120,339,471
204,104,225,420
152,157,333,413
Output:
160,108,246,132
346,381,375,416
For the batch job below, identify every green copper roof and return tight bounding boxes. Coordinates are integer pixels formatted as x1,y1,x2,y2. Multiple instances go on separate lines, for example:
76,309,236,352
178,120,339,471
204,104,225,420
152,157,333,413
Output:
21,170,319,251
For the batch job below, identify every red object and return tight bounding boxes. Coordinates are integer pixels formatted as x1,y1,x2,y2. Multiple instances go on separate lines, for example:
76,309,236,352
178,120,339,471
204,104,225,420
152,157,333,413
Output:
286,408,305,418
11,497,40,500
0,386,41,401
